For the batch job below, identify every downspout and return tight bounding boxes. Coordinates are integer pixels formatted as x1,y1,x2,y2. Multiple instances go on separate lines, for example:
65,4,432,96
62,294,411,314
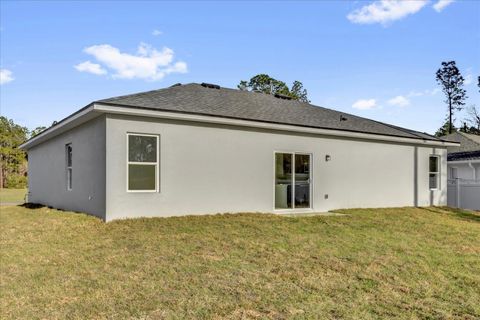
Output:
468,161,476,180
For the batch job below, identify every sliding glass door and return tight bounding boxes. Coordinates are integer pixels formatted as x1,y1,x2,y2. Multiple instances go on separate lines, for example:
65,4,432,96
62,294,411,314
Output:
294,154,311,208
275,152,311,210
275,153,293,209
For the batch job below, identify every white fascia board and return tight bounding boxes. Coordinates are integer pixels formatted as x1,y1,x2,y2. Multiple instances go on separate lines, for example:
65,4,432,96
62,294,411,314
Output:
93,103,460,147
19,104,98,150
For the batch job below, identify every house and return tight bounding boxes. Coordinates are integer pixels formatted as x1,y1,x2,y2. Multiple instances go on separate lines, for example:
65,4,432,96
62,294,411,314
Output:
442,132,480,180
441,131,480,211
20,83,458,221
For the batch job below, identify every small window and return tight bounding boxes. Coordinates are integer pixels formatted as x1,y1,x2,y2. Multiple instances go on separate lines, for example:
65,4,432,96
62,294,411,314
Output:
127,133,159,192
429,156,440,190
66,143,72,190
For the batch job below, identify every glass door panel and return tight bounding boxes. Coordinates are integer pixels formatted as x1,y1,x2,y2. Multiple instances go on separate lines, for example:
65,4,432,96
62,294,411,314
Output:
275,153,292,209
294,154,311,208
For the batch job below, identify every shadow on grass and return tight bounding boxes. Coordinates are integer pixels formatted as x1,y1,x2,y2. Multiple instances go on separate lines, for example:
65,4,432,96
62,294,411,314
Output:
19,203,45,209
423,206,480,223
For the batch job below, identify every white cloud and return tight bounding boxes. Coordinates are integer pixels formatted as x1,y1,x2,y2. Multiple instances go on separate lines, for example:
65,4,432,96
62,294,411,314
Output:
387,95,410,107
433,0,454,12
152,29,163,36
408,88,440,97
78,42,187,81
429,88,441,95
464,73,472,85
0,69,14,85
407,91,423,97
347,0,428,25
74,61,107,75
352,99,377,110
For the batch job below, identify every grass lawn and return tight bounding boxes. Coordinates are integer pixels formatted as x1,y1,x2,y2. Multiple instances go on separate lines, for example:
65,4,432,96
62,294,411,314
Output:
1,206,479,319
0,188,27,204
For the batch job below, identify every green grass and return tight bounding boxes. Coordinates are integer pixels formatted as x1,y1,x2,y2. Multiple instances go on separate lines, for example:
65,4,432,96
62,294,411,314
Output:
1,206,479,319
0,188,27,203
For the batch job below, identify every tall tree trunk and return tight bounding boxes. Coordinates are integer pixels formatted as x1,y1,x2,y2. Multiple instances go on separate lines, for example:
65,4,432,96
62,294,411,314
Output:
448,95,453,134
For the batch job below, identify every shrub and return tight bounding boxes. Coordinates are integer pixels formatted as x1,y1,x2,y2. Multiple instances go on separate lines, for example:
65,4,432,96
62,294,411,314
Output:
5,174,27,188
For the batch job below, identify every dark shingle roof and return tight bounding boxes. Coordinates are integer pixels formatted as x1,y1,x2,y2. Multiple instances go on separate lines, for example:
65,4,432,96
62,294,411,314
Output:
97,83,444,142
448,151,480,161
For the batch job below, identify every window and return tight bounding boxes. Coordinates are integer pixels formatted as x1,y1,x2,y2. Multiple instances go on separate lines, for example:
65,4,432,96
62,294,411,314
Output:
66,143,72,190
275,152,311,209
127,133,159,192
429,156,440,190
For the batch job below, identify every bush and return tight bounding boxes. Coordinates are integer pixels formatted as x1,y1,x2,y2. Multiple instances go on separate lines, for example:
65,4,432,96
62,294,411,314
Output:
5,174,27,188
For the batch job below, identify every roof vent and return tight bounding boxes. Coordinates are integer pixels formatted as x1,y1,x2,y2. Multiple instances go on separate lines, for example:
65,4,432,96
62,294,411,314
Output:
274,93,293,100
339,115,347,121
201,82,220,89
170,83,182,87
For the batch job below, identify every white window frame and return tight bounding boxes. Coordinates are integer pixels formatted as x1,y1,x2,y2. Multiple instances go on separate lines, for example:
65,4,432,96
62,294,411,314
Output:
429,155,440,190
273,151,313,212
66,143,72,191
126,133,159,193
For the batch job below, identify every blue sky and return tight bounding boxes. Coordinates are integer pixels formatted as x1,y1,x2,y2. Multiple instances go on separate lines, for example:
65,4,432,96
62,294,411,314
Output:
1,0,479,134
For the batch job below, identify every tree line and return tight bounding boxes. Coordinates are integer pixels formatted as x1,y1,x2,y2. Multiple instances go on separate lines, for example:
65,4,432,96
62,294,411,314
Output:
0,118,45,188
238,74,310,102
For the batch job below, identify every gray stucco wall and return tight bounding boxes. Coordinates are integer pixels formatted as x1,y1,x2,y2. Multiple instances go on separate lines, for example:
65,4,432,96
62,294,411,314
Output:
105,114,447,221
28,115,106,219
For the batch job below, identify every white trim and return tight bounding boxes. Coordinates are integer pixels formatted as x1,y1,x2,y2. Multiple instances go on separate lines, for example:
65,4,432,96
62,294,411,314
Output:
19,104,96,150
273,151,313,212
93,104,459,147
126,133,160,193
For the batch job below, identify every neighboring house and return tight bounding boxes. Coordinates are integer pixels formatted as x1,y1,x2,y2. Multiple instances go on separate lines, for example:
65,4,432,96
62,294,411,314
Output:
442,132,480,180
20,83,457,221
442,132,480,211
